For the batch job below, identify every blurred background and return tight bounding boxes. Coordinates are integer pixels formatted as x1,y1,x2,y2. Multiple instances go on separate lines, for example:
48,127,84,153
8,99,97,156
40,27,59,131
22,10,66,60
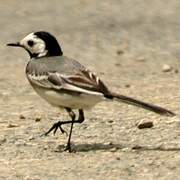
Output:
1,0,180,91
0,0,180,179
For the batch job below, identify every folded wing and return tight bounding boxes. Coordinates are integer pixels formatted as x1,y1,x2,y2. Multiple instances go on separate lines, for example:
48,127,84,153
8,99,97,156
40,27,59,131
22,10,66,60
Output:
27,68,110,96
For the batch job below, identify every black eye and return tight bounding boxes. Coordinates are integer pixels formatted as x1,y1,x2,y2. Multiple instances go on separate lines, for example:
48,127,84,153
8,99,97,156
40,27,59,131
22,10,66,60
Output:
27,40,34,47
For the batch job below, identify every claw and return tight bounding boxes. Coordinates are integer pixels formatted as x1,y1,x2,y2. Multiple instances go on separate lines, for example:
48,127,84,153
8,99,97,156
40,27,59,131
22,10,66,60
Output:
58,126,68,136
64,143,73,153
53,125,58,135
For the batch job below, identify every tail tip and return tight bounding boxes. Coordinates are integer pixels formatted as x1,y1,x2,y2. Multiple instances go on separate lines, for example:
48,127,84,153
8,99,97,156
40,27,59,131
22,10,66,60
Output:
164,111,176,117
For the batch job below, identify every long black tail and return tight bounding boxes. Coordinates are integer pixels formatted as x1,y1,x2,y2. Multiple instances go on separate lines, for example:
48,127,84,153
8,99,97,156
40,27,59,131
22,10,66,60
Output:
108,92,175,117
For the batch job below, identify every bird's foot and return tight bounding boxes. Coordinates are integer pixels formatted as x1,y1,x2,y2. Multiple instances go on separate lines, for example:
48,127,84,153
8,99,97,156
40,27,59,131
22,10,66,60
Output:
43,121,68,136
64,142,75,153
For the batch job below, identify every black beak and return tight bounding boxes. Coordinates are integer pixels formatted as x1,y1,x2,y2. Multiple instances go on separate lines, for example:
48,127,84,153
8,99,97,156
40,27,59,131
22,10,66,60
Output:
7,42,21,47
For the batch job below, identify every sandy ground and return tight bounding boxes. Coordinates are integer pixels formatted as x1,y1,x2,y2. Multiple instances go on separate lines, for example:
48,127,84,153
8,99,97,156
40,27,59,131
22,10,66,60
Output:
0,0,180,179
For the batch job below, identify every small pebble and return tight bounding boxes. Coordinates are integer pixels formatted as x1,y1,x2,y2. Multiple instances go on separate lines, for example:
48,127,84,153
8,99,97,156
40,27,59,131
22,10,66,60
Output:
19,114,26,119
35,116,41,122
132,145,142,150
7,124,18,128
116,49,124,55
28,135,35,141
138,121,153,129
125,84,130,88
162,64,173,72
110,147,118,152
174,69,179,73
104,141,114,146
0,135,6,144
114,63,121,66
108,120,114,123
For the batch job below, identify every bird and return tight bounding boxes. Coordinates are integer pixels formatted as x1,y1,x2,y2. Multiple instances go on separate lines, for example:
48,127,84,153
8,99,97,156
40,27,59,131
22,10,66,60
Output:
7,31,175,152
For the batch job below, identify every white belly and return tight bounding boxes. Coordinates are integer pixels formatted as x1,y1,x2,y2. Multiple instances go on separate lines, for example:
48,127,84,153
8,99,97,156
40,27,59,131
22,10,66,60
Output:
33,86,104,109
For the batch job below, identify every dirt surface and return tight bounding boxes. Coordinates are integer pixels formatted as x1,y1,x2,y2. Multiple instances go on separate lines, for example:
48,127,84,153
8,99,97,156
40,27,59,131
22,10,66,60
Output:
0,0,180,179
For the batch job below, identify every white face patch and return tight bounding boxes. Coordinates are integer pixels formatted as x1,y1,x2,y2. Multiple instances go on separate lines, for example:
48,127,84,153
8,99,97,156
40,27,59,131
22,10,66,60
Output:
20,33,48,57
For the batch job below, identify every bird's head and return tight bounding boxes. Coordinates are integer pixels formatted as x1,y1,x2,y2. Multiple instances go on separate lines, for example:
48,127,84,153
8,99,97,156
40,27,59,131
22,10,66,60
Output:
7,31,63,58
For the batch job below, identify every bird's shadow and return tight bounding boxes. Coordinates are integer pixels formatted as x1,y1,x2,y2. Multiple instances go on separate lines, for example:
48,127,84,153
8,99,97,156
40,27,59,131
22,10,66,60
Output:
54,142,180,153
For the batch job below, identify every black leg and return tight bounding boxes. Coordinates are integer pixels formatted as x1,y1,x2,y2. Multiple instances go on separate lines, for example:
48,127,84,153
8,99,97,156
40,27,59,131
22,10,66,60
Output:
78,109,85,123
65,108,85,152
43,109,85,152
64,108,75,152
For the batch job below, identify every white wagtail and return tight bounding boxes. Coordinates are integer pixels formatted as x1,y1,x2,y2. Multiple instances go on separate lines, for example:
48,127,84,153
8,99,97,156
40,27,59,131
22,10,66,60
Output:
7,31,175,152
